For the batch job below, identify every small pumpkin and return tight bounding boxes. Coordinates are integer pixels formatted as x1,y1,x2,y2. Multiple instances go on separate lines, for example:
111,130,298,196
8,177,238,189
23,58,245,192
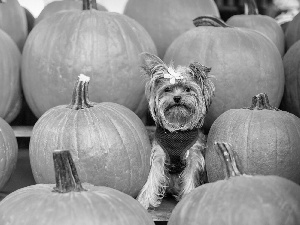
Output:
0,117,18,190
35,0,107,25
0,0,27,51
226,0,285,56
0,29,22,123
168,142,300,225
206,93,300,184
280,40,300,117
0,149,155,225
124,0,220,58
29,74,151,197
164,16,284,131
22,0,156,120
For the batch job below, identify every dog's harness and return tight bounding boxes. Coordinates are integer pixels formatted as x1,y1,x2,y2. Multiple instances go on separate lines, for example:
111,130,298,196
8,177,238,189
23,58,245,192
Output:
155,125,199,174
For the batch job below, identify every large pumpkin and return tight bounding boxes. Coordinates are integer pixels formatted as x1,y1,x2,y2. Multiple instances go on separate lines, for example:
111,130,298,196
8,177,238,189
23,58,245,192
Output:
226,0,285,56
168,142,300,225
280,40,300,117
0,150,155,225
0,29,22,123
21,0,157,120
124,0,220,58
35,0,107,25
206,93,300,185
164,16,284,131
0,117,18,190
0,0,27,51
29,74,152,197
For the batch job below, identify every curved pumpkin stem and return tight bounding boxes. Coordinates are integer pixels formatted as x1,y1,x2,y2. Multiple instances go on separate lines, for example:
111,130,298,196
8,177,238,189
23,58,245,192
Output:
246,93,279,111
244,0,259,15
53,149,86,193
83,0,97,10
214,142,242,179
193,16,231,28
67,74,94,110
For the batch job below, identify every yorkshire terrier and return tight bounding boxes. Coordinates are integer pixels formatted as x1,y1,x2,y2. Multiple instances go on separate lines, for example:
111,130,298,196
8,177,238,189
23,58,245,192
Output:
137,52,215,209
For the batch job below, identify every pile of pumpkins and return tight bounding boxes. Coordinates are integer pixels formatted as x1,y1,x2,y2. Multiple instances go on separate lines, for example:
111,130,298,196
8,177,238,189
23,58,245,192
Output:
0,0,300,224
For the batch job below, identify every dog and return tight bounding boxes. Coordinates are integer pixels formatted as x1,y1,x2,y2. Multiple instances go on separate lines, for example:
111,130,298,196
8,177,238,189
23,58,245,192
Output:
137,52,215,209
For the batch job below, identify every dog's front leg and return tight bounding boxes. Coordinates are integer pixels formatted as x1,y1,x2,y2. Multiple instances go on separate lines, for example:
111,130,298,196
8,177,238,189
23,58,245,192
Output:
177,140,206,201
137,141,167,209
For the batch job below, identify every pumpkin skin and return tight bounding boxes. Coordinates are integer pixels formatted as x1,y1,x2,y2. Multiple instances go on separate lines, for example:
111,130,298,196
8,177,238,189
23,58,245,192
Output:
206,93,300,184
0,118,18,190
124,0,220,58
0,29,22,123
164,16,284,131
285,12,300,50
280,40,300,117
21,3,157,120
0,0,27,51
226,0,285,56
168,142,300,225
29,75,152,197
35,0,107,25
0,150,155,225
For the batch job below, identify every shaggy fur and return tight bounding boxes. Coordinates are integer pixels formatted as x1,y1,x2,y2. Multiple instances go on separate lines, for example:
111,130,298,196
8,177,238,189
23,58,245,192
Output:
137,52,215,209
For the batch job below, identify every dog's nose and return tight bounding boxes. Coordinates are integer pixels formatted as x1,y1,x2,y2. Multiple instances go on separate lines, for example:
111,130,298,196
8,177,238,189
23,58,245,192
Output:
173,96,181,103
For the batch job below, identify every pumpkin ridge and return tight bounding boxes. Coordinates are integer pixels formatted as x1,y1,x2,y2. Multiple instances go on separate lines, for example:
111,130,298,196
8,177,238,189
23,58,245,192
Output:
104,104,146,170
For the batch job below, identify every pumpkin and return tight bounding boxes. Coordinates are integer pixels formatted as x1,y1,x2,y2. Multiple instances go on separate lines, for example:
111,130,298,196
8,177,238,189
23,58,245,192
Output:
29,74,152,197
164,16,284,132
0,0,27,51
124,0,220,58
226,0,285,56
23,7,35,33
206,93,300,185
285,10,300,50
0,149,155,225
21,0,157,121
0,29,22,123
35,0,107,25
0,117,18,190
168,142,300,225
280,40,300,117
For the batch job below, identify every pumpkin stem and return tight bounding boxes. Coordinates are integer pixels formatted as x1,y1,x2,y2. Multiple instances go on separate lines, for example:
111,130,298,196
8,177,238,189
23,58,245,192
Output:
244,0,259,15
83,0,97,10
214,142,242,179
246,93,279,111
193,16,231,28
67,74,94,110
53,149,86,193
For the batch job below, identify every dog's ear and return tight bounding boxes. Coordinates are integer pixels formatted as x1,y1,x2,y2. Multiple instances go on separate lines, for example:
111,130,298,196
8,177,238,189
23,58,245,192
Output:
140,52,167,78
189,62,215,108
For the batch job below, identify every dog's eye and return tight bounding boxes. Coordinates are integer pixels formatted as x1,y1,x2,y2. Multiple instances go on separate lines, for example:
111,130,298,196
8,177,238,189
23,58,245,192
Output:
164,87,171,92
185,87,191,92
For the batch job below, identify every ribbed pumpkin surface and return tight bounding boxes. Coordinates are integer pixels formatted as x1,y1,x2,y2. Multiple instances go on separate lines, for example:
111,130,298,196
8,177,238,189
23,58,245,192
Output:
22,10,156,119
35,1,107,25
206,107,300,184
0,183,155,225
29,102,151,197
0,118,18,189
168,175,300,225
124,0,220,58
0,0,27,51
0,29,22,123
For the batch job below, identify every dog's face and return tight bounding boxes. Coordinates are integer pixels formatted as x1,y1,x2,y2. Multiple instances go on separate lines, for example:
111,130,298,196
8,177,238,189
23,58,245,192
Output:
140,53,214,132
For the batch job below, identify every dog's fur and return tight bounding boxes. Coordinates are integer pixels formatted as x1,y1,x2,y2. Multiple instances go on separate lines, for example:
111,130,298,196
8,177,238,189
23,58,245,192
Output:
137,53,215,209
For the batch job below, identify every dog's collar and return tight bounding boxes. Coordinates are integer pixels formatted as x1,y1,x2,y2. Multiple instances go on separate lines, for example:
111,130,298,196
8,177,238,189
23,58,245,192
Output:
155,125,199,174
